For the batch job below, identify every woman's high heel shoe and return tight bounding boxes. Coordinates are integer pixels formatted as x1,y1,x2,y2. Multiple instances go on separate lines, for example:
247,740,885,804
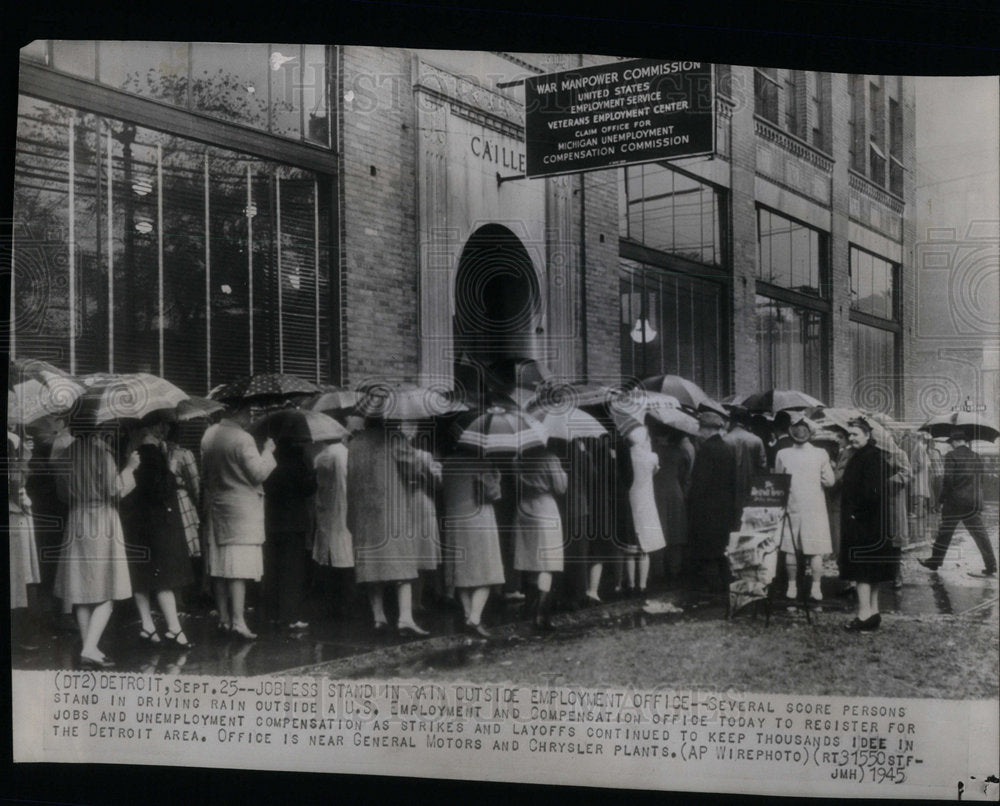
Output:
139,628,162,645
164,630,194,650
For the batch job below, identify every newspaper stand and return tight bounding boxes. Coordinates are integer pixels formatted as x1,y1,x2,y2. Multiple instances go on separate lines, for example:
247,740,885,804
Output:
726,474,811,625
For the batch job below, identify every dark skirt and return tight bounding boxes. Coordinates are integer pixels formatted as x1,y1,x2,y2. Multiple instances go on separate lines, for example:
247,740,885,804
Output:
838,519,900,584
124,499,194,592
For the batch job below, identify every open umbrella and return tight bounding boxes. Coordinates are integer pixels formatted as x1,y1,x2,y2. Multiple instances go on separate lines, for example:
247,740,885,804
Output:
452,405,548,455
305,387,361,414
355,382,468,420
639,374,718,411
525,402,608,441
75,373,188,424
919,411,999,443
535,381,619,410
808,406,908,469
209,373,320,403
7,359,85,425
176,396,225,421
646,405,700,436
741,389,824,414
251,408,348,443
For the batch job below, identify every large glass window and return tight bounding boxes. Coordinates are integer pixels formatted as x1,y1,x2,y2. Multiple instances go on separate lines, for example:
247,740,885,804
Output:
849,245,899,414
757,208,825,297
619,163,723,267
12,96,334,392
754,296,824,397
23,42,331,148
620,260,726,397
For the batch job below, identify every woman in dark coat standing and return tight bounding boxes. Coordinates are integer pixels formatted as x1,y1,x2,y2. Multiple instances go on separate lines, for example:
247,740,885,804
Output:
839,418,897,632
122,416,194,648
264,436,318,631
649,422,692,590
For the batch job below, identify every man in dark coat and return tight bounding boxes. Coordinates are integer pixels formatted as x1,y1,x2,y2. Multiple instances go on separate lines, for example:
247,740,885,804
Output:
723,406,768,512
918,430,997,578
685,410,740,593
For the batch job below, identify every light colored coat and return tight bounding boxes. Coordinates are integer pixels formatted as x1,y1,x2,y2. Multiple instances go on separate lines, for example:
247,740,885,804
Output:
776,443,835,555
629,444,666,553
200,419,276,547
312,442,352,568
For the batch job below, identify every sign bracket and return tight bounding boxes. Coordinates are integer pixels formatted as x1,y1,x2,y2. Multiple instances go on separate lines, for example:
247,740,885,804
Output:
496,172,527,187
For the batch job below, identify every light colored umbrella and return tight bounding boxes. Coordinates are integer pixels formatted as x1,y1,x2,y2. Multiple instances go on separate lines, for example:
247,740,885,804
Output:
75,373,188,424
176,396,225,421
919,410,999,443
305,387,361,414
453,405,548,455
251,408,348,443
209,373,321,403
355,382,468,420
7,359,85,425
525,403,608,441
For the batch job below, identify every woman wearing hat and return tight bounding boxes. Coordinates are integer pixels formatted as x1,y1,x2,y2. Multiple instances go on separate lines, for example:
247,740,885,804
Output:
774,417,835,602
839,417,897,631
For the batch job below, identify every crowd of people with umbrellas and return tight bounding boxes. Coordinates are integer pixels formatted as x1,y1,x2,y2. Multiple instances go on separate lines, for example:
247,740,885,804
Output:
8,357,999,667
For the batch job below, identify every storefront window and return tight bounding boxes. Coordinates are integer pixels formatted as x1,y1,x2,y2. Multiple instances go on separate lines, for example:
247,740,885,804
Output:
620,260,726,397
755,296,824,398
12,96,333,392
620,163,723,267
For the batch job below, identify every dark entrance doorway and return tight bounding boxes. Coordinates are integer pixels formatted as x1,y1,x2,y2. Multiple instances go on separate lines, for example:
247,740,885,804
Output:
453,224,541,398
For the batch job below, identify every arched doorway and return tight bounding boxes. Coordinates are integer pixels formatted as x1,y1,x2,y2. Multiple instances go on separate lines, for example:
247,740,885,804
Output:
453,224,541,397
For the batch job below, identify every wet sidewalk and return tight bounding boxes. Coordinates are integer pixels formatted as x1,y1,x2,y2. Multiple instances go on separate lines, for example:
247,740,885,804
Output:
12,528,997,679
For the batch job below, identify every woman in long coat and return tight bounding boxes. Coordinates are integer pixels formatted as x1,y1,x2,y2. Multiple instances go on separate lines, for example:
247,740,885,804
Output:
200,406,277,639
513,446,568,630
122,417,195,648
54,427,140,667
397,422,443,607
346,418,426,635
839,418,897,631
9,431,41,649
649,423,692,590
622,424,666,599
775,419,835,602
442,447,504,636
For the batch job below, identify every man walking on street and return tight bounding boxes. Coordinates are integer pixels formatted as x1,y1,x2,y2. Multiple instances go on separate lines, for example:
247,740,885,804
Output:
918,430,997,579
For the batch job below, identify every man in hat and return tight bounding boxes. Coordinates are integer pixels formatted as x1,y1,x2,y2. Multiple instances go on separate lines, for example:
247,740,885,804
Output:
918,430,997,578
724,406,768,514
766,410,794,470
685,409,740,594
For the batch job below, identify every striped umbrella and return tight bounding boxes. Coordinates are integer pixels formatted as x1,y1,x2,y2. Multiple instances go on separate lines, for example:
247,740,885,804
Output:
525,402,608,441
453,405,548,455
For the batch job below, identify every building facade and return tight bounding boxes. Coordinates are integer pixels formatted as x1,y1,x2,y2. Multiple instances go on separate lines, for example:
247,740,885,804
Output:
12,44,918,418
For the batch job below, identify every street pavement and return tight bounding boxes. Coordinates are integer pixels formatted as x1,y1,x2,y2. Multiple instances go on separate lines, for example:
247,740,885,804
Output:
12,521,998,679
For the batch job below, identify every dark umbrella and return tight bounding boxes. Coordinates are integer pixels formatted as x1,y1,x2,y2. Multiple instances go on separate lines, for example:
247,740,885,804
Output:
209,373,321,404
741,388,824,414
919,411,999,443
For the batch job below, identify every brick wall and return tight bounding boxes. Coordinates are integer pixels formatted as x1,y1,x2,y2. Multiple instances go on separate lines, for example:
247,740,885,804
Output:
340,46,420,385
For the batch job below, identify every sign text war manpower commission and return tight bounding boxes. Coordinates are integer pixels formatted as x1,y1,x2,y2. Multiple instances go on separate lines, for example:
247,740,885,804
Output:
524,59,714,177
